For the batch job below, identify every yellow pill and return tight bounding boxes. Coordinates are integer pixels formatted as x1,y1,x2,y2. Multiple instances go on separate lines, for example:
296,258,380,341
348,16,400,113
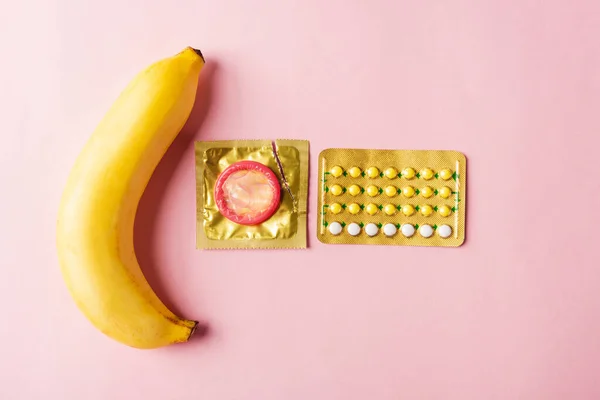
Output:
348,167,362,178
330,165,343,178
348,203,361,214
384,185,398,197
402,186,415,198
384,167,398,179
439,205,452,217
402,204,415,216
330,184,343,196
421,186,434,198
383,204,397,216
438,205,452,217
347,184,361,196
365,203,378,215
439,186,452,199
420,204,433,217
421,168,434,180
440,168,453,180
402,167,416,180
329,203,342,214
366,166,380,178
366,185,379,197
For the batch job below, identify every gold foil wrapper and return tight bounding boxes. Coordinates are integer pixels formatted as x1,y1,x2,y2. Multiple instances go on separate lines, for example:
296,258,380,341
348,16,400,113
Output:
317,148,466,247
195,140,309,249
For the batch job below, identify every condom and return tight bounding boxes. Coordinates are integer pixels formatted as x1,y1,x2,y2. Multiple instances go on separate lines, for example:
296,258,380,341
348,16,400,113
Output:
215,161,281,226
196,139,309,250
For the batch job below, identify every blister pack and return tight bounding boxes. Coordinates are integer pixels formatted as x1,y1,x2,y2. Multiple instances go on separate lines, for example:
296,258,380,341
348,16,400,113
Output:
317,148,466,247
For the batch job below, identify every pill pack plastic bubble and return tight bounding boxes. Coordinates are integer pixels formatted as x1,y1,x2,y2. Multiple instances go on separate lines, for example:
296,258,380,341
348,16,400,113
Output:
317,148,466,247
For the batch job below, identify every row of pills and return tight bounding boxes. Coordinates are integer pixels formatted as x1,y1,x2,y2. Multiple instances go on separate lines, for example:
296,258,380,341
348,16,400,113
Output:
328,184,454,198
328,203,454,217
328,222,453,238
329,166,455,181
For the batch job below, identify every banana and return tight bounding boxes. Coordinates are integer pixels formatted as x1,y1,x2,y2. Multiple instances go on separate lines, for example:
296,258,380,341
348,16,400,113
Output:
57,47,205,349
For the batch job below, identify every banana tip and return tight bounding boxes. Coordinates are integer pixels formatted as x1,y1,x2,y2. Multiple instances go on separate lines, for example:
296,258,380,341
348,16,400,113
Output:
191,48,204,63
188,321,200,340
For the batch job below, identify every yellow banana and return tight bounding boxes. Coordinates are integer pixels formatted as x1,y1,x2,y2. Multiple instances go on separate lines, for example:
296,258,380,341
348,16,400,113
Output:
57,47,205,349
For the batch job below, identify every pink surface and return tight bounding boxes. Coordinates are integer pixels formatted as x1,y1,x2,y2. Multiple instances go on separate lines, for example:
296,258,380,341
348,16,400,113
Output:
1,1,600,399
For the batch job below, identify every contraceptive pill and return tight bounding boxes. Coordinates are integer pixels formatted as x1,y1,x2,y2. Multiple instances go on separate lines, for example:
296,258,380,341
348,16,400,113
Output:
438,224,452,238
383,223,398,237
439,168,453,180
419,224,434,238
402,167,416,180
365,223,379,237
347,223,361,236
328,222,343,235
401,224,416,238
384,167,398,179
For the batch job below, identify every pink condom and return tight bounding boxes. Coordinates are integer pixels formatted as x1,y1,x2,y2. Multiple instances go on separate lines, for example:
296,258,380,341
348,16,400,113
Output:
215,161,281,225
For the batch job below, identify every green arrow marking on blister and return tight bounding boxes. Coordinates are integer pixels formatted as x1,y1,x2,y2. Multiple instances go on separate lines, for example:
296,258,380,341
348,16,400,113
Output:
379,188,383,194
415,205,420,211
434,189,439,195
324,186,329,192
416,172,420,178
396,205,402,210
323,221,328,227
415,189,420,195
452,206,457,212
397,188,401,194
395,223,401,229
378,204,383,210
377,223,383,228
452,171,458,181
360,204,365,209
361,187,365,193
435,173,439,179
361,171,366,177
341,222,346,227
342,171,347,177
415,224,419,229
433,224,437,230
434,206,438,211
397,172,402,178
359,222,365,228
380,172,384,177
342,187,346,193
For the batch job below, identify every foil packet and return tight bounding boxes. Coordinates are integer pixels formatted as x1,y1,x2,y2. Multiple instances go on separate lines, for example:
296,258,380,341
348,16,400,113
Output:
317,148,466,247
195,139,309,249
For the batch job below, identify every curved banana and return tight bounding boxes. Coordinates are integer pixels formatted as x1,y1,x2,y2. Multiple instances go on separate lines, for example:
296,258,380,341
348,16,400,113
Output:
57,47,205,349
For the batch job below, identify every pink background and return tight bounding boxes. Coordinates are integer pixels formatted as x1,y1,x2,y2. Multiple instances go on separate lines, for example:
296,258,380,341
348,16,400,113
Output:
2,1,600,399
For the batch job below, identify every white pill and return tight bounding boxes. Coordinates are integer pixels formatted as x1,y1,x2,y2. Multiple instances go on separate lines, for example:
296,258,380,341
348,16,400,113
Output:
419,224,434,238
347,223,361,236
401,224,415,237
383,223,397,237
438,224,452,238
365,223,379,237
328,222,343,235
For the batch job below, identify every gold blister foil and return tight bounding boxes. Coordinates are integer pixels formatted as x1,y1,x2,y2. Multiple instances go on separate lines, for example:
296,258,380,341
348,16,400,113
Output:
317,148,466,247
195,140,309,249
